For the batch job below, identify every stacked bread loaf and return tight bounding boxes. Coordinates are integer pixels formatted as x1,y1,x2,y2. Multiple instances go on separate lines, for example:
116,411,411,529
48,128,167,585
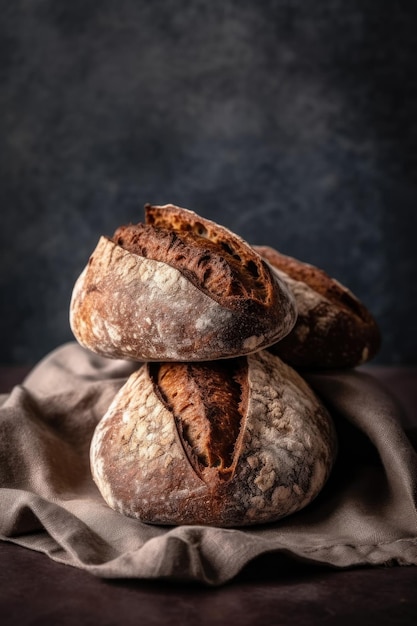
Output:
70,204,380,527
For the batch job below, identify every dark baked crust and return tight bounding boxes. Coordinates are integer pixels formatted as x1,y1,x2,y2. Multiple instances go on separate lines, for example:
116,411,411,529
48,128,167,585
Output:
153,360,247,480
254,245,381,370
90,350,338,527
113,224,269,310
69,205,297,362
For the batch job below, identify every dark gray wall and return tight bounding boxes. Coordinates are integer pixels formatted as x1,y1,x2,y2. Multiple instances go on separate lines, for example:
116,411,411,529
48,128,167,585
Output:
1,1,416,366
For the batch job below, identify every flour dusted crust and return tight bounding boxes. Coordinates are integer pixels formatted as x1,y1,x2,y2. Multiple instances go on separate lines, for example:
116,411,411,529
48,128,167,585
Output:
70,205,297,362
90,350,337,527
254,245,381,370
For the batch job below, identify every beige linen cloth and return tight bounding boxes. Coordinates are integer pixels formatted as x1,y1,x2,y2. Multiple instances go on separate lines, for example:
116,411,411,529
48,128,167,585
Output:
1,342,416,585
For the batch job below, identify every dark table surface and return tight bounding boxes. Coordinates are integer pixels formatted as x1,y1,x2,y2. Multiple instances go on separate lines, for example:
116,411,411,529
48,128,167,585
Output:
1,364,417,626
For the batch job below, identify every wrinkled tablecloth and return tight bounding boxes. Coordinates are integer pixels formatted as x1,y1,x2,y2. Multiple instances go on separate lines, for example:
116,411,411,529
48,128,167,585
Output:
1,343,416,585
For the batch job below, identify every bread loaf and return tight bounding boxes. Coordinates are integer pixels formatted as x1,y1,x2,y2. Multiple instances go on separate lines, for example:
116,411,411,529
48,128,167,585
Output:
70,205,297,362
90,350,337,527
254,245,381,370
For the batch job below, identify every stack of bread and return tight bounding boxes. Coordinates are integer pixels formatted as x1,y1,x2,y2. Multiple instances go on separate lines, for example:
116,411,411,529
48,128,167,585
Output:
69,204,381,527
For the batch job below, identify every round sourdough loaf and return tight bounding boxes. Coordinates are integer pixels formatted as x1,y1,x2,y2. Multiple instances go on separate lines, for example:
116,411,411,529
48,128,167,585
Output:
254,245,381,370
90,350,337,527
70,205,297,362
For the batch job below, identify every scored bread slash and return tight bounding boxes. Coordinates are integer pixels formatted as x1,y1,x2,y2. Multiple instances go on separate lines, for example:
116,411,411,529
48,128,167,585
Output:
254,245,381,370
69,204,297,362
90,350,337,527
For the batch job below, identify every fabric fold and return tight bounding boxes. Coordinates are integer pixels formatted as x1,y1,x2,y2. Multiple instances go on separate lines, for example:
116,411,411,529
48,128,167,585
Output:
1,342,416,585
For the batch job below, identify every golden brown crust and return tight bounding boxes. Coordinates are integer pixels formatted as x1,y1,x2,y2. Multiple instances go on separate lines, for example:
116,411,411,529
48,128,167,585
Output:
152,360,247,480
90,350,338,527
113,223,269,309
145,204,283,311
69,206,297,362
254,245,381,370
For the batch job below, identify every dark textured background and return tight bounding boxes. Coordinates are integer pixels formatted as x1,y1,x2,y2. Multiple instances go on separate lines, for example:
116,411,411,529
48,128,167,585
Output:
1,1,416,366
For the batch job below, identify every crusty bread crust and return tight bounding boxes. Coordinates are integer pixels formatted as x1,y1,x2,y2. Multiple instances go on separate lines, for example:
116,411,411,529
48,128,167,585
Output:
154,359,247,479
90,350,337,527
69,206,297,362
254,245,381,369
